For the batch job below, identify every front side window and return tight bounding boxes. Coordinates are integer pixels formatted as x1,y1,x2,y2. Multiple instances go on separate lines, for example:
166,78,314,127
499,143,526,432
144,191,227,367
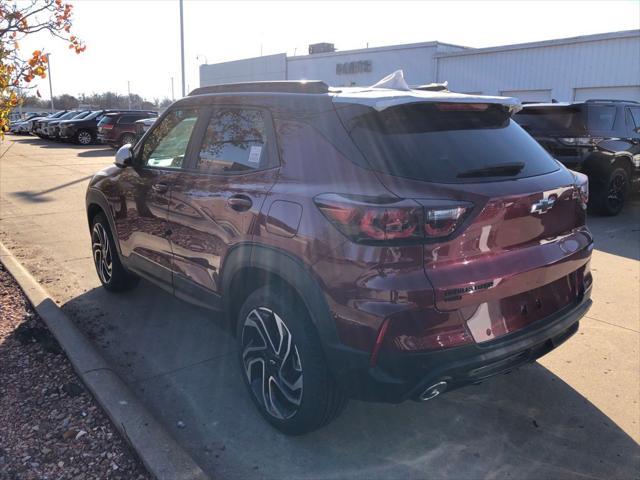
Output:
140,109,199,169
196,108,269,174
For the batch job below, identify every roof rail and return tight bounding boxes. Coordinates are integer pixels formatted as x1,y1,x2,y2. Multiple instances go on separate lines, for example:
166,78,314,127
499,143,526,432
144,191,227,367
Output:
585,99,639,104
189,80,329,96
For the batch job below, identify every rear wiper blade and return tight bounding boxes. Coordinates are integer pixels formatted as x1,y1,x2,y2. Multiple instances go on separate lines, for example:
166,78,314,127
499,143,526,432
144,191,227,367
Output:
457,162,525,178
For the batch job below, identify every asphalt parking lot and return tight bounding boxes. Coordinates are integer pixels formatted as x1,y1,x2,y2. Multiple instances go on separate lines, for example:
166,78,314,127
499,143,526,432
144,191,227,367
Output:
1,136,639,479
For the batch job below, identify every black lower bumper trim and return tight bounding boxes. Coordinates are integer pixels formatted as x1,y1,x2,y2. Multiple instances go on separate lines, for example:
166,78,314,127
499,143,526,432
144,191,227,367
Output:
327,296,591,403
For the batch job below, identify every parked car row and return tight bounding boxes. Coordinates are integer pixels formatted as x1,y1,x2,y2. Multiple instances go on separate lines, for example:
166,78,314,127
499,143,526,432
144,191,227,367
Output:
10,109,158,147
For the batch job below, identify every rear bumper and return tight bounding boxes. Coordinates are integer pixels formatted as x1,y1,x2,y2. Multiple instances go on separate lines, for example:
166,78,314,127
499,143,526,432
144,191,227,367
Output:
97,133,115,145
327,290,591,403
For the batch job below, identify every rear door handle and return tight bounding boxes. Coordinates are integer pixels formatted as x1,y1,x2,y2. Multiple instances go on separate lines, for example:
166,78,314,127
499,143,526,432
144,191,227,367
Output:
227,194,252,212
152,182,169,194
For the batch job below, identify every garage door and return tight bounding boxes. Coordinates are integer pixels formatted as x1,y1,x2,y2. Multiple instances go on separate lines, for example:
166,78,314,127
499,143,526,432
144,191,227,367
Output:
574,86,640,102
501,89,552,103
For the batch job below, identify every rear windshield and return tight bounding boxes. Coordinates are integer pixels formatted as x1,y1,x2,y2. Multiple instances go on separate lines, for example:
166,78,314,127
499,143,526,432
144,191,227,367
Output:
516,104,616,133
98,116,116,126
343,103,559,183
516,106,585,134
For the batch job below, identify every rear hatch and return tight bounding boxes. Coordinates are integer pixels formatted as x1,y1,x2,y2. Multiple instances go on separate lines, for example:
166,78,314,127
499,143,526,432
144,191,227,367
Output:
338,101,592,342
97,115,117,138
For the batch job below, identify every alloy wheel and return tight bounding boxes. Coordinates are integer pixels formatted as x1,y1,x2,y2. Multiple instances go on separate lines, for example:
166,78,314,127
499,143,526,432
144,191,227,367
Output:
92,223,113,284
78,131,92,145
607,171,626,211
241,307,303,420
121,134,135,146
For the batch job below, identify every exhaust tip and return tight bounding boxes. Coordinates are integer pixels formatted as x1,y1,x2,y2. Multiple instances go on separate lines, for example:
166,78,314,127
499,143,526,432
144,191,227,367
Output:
419,381,448,401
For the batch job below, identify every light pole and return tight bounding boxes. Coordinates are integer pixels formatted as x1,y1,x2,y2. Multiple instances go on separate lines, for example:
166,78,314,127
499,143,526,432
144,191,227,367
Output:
171,77,174,101
196,55,207,90
127,80,132,109
179,0,186,97
46,53,54,112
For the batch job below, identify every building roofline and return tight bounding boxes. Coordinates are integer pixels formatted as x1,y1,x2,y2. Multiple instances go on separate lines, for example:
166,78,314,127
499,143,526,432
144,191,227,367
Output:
199,52,285,68
287,40,470,61
434,29,640,58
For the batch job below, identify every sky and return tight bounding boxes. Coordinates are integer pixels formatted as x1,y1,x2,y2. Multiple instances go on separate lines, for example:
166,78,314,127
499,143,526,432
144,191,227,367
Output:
19,0,640,102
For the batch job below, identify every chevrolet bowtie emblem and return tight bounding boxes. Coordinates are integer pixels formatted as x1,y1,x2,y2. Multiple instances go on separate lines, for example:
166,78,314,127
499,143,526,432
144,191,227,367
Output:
531,196,556,214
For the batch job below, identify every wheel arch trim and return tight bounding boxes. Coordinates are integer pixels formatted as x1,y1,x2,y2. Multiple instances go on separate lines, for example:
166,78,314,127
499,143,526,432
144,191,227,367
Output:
220,243,340,348
86,188,122,255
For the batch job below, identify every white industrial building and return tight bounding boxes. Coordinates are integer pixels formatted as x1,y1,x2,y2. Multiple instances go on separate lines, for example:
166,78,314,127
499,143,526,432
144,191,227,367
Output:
199,30,640,103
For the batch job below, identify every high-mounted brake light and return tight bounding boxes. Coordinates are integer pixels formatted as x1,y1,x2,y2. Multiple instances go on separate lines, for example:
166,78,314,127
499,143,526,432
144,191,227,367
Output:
435,103,490,112
315,194,472,244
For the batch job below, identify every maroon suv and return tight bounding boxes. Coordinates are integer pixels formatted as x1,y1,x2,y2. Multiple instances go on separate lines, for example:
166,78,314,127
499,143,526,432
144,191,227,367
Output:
96,111,157,148
85,78,593,435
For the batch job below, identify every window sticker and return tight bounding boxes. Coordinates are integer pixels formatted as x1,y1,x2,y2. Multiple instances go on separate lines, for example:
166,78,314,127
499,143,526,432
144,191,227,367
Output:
248,146,262,165
148,158,175,167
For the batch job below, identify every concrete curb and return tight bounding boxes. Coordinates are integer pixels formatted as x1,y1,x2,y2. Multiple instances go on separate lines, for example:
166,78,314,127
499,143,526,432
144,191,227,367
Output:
0,241,210,480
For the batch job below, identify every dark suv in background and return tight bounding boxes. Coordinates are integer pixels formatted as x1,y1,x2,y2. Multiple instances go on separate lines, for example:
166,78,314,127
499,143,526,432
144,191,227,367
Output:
97,111,158,148
45,110,91,140
516,100,640,215
86,76,593,434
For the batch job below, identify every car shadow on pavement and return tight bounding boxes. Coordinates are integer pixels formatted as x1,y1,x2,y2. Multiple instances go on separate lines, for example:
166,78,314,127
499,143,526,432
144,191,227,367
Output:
586,193,640,261
60,281,640,480
10,175,94,203
10,136,111,154
77,148,115,158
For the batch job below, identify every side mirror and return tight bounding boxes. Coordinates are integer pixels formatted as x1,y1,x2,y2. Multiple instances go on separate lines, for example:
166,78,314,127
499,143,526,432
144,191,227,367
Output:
115,144,133,168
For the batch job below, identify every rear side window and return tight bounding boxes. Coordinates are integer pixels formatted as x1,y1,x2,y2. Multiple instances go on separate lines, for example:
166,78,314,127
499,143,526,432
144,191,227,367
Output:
345,103,559,183
140,109,199,169
587,105,616,130
196,108,270,174
117,115,138,124
628,107,640,129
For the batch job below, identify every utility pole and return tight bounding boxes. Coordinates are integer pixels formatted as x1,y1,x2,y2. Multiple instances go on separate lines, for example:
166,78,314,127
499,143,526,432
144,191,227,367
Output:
171,77,174,101
179,0,186,97
46,53,54,112
127,80,132,109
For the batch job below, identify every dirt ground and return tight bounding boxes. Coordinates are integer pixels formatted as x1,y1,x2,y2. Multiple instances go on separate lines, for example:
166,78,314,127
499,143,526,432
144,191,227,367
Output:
0,263,150,480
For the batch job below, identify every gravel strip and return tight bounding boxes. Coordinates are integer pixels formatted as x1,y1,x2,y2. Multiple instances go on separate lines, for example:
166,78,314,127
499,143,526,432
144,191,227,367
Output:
0,263,151,480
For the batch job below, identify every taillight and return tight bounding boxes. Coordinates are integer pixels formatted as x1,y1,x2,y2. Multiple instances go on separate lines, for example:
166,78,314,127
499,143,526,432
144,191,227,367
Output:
571,171,589,209
424,206,469,237
101,123,114,130
315,194,472,244
558,137,602,147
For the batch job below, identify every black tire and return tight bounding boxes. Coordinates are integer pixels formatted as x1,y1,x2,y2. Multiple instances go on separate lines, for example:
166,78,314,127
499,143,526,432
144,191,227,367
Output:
90,212,139,292
119,133,136,148
236,284,347,435
75,129,94,145
592,165,629,216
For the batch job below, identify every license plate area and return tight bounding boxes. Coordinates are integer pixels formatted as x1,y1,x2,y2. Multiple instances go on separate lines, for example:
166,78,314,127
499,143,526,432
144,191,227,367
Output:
463,273,578,343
